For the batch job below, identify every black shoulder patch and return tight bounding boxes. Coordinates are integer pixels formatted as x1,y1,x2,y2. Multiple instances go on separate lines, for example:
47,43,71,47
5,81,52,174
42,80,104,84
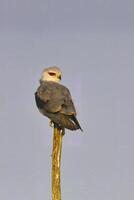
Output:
35,92,45,109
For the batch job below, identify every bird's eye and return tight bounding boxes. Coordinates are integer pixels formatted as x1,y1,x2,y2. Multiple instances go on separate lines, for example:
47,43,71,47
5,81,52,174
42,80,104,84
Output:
48,72,56,76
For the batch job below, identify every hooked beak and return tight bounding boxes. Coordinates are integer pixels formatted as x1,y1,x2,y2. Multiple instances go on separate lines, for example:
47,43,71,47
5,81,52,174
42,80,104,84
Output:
58,75,61,80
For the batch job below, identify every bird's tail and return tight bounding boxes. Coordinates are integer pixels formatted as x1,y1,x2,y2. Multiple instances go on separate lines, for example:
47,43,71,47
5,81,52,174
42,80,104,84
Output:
57,114,83,131
71,115,83,132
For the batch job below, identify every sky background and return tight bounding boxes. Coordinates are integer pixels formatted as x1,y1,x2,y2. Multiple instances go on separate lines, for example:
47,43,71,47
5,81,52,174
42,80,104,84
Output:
0,0,134,200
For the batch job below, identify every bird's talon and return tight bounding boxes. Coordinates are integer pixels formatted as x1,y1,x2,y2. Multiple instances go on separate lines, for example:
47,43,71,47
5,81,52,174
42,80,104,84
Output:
49,121,54,127
61,129,65,136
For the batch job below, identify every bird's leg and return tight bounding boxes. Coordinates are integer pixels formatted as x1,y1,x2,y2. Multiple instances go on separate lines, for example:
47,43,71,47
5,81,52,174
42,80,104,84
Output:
49,120,54,127
61,128,65,136
51,122,65,135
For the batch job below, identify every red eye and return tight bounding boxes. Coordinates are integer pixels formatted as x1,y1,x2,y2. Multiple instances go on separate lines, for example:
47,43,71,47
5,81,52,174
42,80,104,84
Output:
48,72,56,76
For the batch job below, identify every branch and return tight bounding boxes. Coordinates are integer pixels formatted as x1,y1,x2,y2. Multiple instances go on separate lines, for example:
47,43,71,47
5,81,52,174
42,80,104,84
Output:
52,125,64,200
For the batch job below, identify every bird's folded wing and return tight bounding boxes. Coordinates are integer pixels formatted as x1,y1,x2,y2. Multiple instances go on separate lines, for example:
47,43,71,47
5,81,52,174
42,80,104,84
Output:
36,83,76,115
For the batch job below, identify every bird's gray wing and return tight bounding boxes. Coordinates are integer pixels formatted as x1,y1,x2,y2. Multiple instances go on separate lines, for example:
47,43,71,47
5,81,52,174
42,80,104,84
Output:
36,82,76,115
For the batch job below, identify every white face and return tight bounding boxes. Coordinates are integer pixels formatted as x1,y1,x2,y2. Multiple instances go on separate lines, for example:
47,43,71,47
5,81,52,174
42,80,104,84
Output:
41,69,62,83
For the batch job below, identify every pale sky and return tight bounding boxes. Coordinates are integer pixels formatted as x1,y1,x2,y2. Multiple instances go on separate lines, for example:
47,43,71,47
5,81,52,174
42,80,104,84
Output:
0,0,134,200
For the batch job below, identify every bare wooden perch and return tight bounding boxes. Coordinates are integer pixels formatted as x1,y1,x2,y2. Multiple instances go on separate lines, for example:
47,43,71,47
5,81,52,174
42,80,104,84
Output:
52,125,64,200
35,66,83,200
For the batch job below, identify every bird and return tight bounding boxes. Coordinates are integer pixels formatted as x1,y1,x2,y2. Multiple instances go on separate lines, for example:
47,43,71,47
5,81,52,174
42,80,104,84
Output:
35,66,83,132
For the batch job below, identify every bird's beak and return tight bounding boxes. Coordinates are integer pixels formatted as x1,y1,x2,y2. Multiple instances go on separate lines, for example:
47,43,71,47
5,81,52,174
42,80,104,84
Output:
58,75,61,80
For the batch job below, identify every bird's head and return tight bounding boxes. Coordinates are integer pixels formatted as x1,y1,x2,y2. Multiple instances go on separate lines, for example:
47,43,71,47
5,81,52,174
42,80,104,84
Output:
40,66,62,83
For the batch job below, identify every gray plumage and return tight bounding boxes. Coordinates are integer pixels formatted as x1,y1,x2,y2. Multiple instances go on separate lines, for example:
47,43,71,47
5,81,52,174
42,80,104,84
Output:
35,81,82,131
